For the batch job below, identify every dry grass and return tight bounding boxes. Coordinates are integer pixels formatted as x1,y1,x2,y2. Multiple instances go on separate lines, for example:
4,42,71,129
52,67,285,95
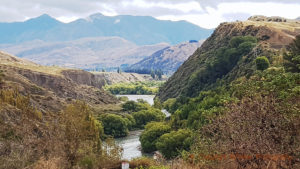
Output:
0,51,70,76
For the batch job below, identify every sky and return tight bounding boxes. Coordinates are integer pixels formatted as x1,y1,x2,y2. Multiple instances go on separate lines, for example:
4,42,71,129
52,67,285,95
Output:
1,0,300,29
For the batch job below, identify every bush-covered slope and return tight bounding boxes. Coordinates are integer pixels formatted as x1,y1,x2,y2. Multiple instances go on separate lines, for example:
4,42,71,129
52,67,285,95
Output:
157,16,300,101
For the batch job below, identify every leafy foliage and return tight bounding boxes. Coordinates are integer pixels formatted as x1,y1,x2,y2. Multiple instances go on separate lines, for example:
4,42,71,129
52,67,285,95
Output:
132,108,165,128
104,81,163,95
284,35,300,72
98,114,130,138
140,122,171,152
255,56,270,70
184,36,257,97
156,129,193,159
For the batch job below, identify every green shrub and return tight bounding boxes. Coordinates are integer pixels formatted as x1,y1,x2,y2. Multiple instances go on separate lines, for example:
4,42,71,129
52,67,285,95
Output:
256,56,270,71
122,100,150,112
98,114,129,137
284,35,300,73
140,122,171,152
156,129,192,159
132,108,165,128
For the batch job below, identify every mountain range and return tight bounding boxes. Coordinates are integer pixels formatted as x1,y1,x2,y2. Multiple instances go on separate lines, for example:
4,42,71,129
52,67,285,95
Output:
0,37,168,69
0,13,213,45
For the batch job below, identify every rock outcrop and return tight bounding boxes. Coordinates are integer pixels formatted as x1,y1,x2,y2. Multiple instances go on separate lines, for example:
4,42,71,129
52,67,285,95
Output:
0,51,118,112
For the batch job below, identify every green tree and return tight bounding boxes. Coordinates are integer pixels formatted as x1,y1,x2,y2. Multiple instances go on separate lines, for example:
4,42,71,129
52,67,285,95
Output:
140,122,171,152
0,69,4,84
98,114,129,137
132,108,165,128
256,56,270,71
151,70,155,79
284,35,300,72
156,129,192,159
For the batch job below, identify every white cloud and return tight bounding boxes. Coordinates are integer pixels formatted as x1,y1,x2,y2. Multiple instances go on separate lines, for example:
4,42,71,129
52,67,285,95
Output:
0,0,300,29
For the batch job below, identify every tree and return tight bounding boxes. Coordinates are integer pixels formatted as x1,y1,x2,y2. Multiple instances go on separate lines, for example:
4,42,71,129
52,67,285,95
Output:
132,108,165,127
284,35,300,72
117,67,121,74
0,69,4,84
255,56,270,71
151,70,155,79
62,101,103,167
98,114,129,137
156,129,192,159
140,122,171,152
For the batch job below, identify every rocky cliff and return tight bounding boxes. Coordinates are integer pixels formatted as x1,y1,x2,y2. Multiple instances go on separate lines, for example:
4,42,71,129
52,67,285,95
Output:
157,16,300,101
0,51,117,112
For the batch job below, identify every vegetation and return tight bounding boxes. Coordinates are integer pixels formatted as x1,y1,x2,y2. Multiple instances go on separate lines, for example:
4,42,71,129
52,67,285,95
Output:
0,89,123,169
156,129,193,159
140,122,171,152
255,56,270,70
184,36,257,97
104,81,164,95
125,68,164,78
132,108,165,128
98,114,134,138
284,34,300,73
0,69,4,84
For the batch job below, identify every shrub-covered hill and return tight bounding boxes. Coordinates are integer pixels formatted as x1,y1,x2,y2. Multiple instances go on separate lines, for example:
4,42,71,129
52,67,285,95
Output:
157,16,300,101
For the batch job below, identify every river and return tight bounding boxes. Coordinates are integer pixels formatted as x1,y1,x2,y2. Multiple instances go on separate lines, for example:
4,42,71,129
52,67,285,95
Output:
115,95,169,160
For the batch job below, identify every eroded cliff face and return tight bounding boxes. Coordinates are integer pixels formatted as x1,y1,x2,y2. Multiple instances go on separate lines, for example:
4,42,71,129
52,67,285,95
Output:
157,16,300,101
0,51,118,112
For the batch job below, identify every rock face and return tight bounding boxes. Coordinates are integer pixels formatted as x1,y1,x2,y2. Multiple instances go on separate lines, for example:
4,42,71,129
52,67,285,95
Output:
157,16,300,101
93,72,154,85
128,41,203,75
0,51,118,112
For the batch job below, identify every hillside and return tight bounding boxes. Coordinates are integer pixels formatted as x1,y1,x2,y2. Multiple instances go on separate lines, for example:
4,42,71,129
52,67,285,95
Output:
0,51,117,112
0,37,168,68
128,41,203,75
157,16,300,101
92,72,155,85
0,13,213,45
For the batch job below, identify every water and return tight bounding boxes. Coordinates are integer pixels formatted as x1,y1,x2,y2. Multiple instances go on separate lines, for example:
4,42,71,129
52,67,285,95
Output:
115,95,170,160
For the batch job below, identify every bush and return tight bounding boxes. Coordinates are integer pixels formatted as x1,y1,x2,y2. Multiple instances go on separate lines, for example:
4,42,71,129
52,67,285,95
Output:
0,69,4,83
122,100,150,112
140,122,171,152
132,108,165,128
192,95,300,168
98,114,129,137
156,129,192,159
284,35,300,73
118,96,129,102
256,56,270,71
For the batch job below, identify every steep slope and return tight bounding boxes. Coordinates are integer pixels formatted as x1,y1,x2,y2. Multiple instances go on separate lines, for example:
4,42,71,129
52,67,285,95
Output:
128,41,203,75
92,72,154,85
157,16,300,101
0,51,117,112
0,37,168,68
0,13,213,45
